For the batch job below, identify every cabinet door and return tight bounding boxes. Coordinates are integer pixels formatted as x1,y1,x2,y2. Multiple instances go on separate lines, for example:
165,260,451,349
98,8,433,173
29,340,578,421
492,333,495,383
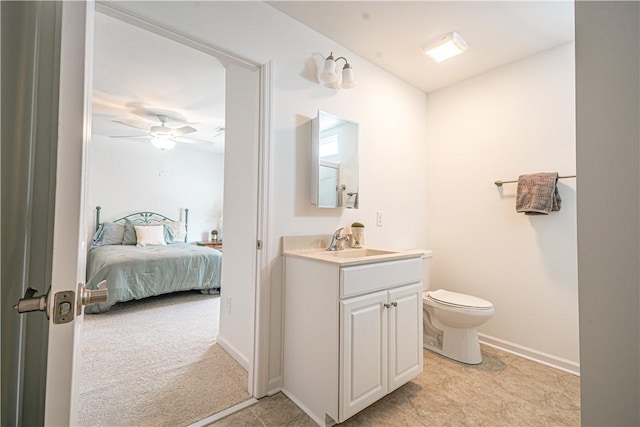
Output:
388,282,424,392
339,290,388,422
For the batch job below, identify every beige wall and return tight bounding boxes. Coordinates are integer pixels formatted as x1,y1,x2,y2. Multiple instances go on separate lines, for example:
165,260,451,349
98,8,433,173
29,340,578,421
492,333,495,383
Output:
576,2,640,425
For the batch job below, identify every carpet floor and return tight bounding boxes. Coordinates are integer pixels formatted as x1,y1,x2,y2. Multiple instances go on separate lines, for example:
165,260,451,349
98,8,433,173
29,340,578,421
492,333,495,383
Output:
77,291,250,426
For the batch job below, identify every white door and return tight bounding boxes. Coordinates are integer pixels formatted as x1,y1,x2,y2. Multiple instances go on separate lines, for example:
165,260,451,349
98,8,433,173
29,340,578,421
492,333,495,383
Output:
339,290,388,422
6,2,94,425
44,2,94,425
387,283,424,392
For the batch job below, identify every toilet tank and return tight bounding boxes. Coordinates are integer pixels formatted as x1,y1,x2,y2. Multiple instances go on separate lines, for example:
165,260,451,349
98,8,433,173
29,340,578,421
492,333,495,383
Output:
420,250,433,291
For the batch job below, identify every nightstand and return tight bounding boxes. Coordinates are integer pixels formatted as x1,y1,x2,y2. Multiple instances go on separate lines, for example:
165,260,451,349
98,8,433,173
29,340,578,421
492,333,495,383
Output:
196,241,223,251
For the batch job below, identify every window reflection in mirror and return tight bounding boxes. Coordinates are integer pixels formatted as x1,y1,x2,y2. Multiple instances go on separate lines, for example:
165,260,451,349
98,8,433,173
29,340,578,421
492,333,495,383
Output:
311,111,359,209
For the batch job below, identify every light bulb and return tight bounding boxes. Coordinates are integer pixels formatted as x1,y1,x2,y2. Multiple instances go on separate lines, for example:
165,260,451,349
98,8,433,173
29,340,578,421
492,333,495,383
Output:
151,137,176,150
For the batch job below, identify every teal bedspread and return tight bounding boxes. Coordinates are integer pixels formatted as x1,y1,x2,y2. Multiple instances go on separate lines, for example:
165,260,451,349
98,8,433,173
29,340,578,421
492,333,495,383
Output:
85,243,221,313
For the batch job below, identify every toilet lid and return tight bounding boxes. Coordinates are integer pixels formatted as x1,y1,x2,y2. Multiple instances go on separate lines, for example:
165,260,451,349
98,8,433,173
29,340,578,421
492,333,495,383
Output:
427,289,493,309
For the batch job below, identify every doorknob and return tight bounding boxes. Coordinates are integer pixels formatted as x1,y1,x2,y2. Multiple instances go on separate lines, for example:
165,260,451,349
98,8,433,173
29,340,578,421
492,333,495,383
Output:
14,287,50,317
79,281,108,307
14,282,109,323
14,287,76,324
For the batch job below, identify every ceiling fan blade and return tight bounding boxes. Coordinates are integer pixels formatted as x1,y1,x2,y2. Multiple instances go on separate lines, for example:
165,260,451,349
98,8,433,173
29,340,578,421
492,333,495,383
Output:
109,135,152,139
168,137,190,144
112,120,149,132
175,136,214,144
172,126,197,136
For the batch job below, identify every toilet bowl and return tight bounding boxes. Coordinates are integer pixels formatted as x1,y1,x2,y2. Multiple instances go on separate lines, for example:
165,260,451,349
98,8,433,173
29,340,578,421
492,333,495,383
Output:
420,252,495,365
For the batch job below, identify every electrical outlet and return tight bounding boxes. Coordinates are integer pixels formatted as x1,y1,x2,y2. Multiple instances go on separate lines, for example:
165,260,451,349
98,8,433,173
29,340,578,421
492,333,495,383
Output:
376,211,384,227
225,296,232,313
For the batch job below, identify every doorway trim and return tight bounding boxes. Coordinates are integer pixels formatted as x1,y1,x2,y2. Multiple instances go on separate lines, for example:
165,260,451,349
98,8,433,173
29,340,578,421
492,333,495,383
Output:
253,59,274,397
94,0,272,400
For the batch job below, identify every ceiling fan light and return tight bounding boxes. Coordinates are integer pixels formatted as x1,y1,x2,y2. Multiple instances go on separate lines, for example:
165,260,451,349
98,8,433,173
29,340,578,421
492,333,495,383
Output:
151,137,176,150
422,31,469,63
113,115,199,148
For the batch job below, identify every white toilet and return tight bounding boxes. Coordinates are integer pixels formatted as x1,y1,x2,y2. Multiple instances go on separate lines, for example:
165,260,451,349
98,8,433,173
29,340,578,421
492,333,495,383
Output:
421,251,495,364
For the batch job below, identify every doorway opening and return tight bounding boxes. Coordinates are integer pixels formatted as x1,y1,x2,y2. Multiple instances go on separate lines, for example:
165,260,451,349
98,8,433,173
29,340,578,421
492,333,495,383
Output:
77,9,260,425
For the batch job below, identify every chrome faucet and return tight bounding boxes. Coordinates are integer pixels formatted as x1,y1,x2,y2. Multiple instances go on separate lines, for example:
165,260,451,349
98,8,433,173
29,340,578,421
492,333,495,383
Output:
327,227,349,251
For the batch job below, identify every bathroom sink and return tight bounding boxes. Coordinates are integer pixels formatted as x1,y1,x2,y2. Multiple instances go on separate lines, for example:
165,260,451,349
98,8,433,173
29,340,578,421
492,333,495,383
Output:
323,248,399,258
281,236,422,265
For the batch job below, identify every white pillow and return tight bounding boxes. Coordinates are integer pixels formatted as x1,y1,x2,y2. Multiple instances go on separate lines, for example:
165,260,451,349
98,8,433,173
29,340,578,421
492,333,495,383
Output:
135,225,167,247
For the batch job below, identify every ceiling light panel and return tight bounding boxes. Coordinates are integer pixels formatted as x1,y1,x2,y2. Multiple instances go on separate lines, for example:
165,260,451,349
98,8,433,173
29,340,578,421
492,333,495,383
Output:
422,31,469,63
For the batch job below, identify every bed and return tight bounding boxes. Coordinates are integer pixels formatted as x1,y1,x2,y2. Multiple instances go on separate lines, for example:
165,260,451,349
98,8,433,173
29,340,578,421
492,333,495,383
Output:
85,207,221,314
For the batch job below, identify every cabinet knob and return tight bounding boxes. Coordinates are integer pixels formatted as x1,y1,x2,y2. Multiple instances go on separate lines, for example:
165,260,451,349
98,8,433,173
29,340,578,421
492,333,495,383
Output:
391,302,398,307
383,303,391,309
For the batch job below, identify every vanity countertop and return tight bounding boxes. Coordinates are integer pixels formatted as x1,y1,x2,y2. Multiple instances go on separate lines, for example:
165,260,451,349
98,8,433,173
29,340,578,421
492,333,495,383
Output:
282,247,424,267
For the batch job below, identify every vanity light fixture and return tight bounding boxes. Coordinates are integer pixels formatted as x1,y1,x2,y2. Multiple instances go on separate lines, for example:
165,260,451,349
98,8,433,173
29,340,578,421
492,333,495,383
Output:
422,31,469,63
319,52,357,89
151,135,176,151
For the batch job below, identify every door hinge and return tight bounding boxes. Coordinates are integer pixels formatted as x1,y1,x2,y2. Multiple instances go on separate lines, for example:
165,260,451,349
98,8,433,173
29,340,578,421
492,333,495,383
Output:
257,240,263,250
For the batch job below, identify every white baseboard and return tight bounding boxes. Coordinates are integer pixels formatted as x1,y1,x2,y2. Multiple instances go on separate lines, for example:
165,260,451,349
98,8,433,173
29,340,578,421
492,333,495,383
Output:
479,333,580,376
267,376,282,395
217,334,250,371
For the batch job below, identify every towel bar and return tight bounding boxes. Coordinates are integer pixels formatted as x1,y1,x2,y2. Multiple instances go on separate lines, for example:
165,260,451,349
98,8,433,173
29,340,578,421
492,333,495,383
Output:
494,175,576,187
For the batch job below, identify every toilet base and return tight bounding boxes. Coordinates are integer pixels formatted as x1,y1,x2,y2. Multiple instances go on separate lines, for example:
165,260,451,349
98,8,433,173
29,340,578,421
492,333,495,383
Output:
423,327,483,365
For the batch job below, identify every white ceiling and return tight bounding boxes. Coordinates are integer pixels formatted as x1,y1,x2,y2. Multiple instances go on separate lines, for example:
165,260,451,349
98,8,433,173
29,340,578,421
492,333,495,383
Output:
92,12,226,152
267,1,575,93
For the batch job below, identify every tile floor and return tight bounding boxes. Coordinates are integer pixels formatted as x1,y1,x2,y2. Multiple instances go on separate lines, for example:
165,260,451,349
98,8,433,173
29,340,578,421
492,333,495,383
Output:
211,345,580,426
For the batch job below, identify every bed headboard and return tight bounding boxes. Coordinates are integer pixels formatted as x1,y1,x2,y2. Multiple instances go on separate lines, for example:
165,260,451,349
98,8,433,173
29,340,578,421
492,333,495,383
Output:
95,206,189,242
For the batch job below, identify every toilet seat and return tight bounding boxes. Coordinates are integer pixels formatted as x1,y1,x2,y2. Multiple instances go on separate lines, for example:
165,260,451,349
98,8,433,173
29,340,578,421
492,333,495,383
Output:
426,289,493,310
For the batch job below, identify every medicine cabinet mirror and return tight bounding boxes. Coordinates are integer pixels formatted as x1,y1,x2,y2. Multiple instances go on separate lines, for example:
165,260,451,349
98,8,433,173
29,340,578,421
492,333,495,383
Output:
310,111,359,209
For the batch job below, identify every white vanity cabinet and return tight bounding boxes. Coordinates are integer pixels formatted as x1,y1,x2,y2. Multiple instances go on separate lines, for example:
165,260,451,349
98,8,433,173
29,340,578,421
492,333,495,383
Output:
340,281,423,420
282,253,423,426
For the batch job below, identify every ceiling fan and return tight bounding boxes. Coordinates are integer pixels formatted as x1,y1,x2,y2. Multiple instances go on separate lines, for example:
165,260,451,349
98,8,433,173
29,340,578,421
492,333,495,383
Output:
110,114,198,150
